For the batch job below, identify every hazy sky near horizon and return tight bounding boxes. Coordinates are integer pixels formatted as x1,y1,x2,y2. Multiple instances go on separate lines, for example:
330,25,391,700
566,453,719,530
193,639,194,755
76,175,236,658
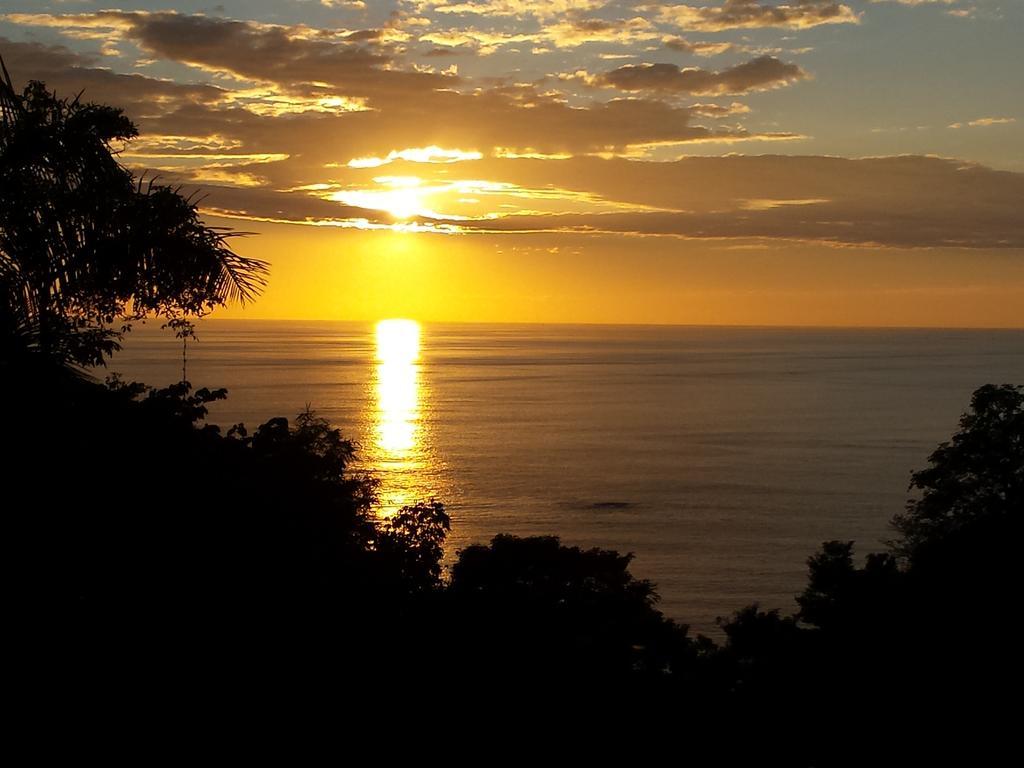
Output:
2,1,1022,326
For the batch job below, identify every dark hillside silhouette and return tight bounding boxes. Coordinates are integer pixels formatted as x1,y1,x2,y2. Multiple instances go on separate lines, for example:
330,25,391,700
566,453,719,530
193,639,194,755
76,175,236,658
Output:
11,372,1017,754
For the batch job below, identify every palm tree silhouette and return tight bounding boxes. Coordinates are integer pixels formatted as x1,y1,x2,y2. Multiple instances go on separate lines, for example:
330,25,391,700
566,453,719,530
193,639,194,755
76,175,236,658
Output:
0,58,268,368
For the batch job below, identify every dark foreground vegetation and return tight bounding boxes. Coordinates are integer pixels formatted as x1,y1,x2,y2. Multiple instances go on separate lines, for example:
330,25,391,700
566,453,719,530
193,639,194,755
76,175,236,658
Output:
3,66,1021,758
8,369,1021,754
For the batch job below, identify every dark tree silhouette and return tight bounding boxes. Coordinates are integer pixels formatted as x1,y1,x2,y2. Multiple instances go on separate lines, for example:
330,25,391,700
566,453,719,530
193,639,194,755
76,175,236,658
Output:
892,383,1023,563
0,62,267,367
796,541,903,632
376,500,451,593
443,534,694,681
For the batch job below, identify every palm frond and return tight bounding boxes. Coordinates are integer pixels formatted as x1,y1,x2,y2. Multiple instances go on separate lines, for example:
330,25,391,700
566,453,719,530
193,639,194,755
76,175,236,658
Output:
0,66,267,367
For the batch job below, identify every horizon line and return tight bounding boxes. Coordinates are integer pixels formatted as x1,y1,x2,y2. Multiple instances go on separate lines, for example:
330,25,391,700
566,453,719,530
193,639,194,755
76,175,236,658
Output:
190,317,1024,332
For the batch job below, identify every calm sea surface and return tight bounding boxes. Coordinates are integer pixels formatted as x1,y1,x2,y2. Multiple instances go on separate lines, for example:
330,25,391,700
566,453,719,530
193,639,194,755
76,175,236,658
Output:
111,321,1024,634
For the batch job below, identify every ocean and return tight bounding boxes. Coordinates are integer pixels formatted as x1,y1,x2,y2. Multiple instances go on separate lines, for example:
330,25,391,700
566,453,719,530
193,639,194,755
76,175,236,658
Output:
109,321,1024,634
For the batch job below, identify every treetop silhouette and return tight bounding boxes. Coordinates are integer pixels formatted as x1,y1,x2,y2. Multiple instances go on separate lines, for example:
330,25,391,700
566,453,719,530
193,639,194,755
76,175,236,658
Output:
891,383,1023,563
0,61,268,367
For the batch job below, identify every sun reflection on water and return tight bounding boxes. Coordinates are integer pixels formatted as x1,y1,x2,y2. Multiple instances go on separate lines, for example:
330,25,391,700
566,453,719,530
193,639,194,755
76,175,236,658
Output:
372,319,426,515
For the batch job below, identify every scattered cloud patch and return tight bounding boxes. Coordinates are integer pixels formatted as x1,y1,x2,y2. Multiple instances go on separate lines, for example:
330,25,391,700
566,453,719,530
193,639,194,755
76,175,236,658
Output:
645,2,859,31
596,56,808,95
949,116,1016,128
347,146,484,168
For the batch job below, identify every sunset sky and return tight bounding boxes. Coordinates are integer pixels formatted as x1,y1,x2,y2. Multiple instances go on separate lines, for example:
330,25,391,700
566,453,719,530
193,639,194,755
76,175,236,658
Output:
2,1,1021,326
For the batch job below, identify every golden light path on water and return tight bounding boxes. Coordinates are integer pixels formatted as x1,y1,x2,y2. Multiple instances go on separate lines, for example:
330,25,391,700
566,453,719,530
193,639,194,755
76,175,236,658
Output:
371,319,427,516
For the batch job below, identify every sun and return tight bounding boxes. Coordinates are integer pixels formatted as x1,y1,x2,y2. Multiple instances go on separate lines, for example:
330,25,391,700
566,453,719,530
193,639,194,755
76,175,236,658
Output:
376,318,421,363
378,186,426,220
332,176,438,221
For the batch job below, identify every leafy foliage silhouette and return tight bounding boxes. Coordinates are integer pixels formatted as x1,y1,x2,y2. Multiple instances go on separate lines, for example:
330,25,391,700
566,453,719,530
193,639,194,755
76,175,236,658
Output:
443,534,693,681
893,383,1023,562
0,63,267,367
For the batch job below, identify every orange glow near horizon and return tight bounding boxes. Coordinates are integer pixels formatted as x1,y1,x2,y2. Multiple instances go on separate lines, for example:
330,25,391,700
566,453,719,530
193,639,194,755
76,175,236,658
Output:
7,3,1024,329
206,220,1024,330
